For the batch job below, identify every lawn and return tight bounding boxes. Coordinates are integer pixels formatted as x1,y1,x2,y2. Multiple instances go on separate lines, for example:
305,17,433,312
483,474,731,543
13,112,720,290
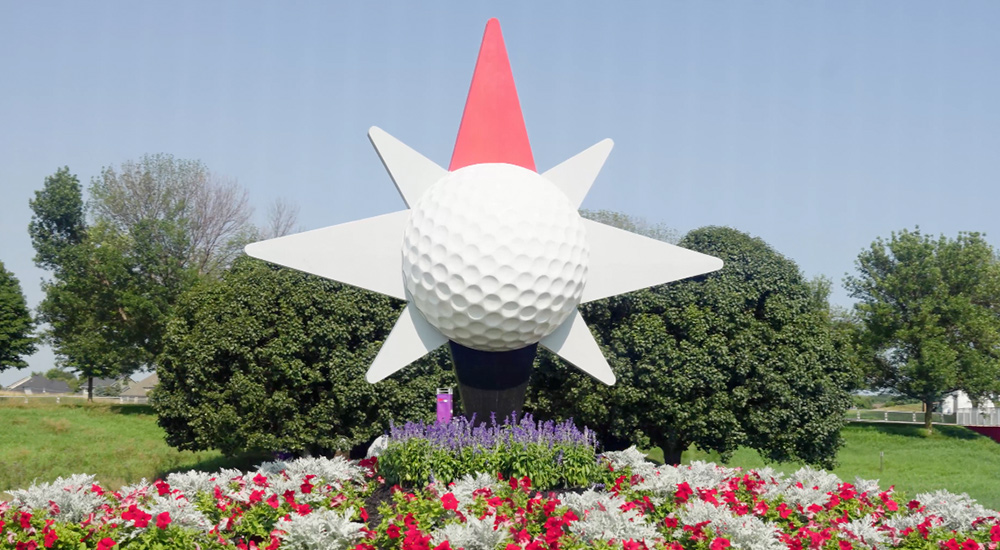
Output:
0,398,265,494
5,400,1000,513
647,421,1000,510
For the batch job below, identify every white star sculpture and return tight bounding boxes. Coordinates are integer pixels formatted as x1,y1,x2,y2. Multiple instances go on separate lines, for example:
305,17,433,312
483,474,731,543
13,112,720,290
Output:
245,19,722,386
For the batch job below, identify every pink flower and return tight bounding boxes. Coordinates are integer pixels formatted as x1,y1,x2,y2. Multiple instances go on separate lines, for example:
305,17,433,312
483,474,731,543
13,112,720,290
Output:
97,538,117,550
710,537,731,550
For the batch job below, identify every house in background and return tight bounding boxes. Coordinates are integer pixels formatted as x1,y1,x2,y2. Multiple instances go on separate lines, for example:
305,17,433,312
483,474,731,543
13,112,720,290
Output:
76,377,134,397
941,390,996,414
5,375,71,395
121,372,159,403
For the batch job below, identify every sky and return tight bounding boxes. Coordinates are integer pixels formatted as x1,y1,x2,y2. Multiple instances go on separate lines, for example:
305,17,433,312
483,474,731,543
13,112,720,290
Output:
2,1,999,387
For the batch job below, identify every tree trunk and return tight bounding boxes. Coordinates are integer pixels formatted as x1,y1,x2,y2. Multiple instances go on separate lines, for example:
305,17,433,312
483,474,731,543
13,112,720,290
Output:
88,376,93,402
658,439,686,466
923,397,934,433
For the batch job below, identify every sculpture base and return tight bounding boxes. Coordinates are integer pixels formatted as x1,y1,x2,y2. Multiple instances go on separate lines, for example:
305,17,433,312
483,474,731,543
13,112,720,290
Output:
449,341,537,424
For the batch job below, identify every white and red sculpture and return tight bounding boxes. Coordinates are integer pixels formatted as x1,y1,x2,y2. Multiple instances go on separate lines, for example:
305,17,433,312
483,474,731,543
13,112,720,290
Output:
246,20,722,416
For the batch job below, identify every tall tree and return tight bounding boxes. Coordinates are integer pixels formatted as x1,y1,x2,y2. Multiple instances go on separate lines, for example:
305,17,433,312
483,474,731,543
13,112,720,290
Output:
529,225,855,467
845,228,1000,432
0,261,36,372
90,153,254,277
28,166,86,272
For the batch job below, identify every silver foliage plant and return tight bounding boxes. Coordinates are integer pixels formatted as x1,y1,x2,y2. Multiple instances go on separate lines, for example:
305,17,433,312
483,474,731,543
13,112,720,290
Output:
679,499,785,550
7,473,103,523
561,489,660,542
276,507,364,550
430,515,510,550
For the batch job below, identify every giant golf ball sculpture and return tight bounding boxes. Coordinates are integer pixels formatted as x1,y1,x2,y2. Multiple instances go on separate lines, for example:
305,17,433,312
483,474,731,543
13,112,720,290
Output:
404,163,589,351
245,19,723,420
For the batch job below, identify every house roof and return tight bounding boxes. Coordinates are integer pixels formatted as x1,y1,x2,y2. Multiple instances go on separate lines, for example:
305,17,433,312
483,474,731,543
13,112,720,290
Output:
10,375,71,394
121,372,159,397
5,376,31,390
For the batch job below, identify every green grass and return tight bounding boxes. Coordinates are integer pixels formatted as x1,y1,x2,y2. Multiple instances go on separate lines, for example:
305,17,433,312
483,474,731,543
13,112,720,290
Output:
645,422,1000,510
6,401,1000,511
0,399,265,494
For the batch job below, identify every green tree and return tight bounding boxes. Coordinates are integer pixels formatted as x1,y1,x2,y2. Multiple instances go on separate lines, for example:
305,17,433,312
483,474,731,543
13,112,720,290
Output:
43,367,81,393
152,257,454,457
529,226,855,467
0,261,37,372
90,153,255,277
845,228,1000,432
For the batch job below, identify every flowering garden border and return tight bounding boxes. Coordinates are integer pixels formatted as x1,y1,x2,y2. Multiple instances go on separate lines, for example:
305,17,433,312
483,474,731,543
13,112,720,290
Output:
3,447,1000,549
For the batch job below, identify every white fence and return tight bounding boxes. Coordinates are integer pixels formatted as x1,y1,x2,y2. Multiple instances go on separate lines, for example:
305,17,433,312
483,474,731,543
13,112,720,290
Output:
849,408,1000,427
956,408,1000,426
0,394,148,404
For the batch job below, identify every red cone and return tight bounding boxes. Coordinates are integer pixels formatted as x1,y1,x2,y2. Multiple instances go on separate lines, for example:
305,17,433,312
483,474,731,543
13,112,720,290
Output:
449,19,536,172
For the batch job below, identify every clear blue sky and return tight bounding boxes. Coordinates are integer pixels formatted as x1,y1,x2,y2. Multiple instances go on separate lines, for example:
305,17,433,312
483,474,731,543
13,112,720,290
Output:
2,2,999,386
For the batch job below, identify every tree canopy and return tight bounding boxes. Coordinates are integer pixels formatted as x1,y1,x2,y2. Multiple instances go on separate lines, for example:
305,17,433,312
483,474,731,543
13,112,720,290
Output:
845,228,1000,431
152,257,454,457
528,226,856,467
0,260,36,372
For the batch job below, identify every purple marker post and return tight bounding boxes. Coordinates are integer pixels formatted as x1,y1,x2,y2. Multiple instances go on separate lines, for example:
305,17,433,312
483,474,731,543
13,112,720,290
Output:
436,387,453,424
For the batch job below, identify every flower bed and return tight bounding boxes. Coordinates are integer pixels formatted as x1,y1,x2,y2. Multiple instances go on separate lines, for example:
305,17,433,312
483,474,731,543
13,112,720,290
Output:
2,449,1000,549
379,413,601,489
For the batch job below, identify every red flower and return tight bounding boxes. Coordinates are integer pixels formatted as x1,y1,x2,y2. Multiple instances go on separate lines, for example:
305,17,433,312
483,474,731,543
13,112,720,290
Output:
962,540,982,550
942,539,960,550
97,538,117,550
360,507,368,522
90,484,105,496
156,512,172,530
505,545,522,550
839,542,852,550
753,501,769,515
122,505,151,528
266,494,280,509
663,516,678,528
992,524,1000,542
623,540,645,550
433,542,451,550
155,480,171,496
387,524,401,539
43,528,58,548
253,473,269,487
441,492,459,511
675,482,693,503
710,537,731,550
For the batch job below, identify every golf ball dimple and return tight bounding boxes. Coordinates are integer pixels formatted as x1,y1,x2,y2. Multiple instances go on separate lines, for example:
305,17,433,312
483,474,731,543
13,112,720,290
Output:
402,163,589,351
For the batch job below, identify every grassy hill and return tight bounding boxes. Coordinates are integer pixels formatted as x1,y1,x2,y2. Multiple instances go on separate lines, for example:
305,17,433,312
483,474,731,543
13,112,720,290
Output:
648,422,1000,510
4,400,1000,510
0,398,265,494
